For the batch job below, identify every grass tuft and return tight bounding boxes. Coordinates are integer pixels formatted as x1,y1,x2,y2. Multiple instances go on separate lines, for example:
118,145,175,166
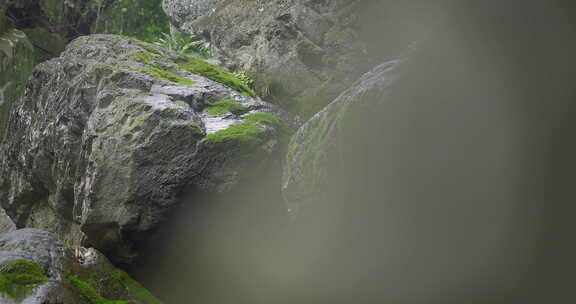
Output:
174,54,255,97
205,113,281,146
68,275,127,304
206,98,249,116
0,260,47,300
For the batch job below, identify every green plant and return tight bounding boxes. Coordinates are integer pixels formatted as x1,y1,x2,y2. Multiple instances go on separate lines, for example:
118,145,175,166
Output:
231,71,254,88
174,54,255,97
110,270,162,304
132,51,196,86
154,32,212,59
68,275,127,304
0,260,48,300
205,113,282,146
206,98,249,116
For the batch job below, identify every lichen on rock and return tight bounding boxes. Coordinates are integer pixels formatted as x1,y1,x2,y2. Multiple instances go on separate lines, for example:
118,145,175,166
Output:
0,34,293,263
0,228,161,304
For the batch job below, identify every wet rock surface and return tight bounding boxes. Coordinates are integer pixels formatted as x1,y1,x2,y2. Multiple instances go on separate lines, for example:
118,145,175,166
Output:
0,34,292,262
282,60,401,215
0,228,161,303
163,0,374,117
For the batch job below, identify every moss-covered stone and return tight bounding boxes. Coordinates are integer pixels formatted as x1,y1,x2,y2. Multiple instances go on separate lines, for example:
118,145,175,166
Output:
174,100,189,108
174,54,255,96
68,263,163,304
206,113,282,146
0,260,48,300
132,51,160,63
139,66,196,85
0,34,292,263
186,123,204,135
22,27,67,62
0,29,36,142
110,270,162,304
206,98,249,116
133,51,196,85
68,275,127,304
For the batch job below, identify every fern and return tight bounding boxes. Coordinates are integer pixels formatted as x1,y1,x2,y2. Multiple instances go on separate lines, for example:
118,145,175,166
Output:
231,71,254,88
153,32,212,59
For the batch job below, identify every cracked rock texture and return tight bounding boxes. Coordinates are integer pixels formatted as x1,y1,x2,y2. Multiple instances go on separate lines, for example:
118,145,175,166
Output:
163,0,375,117
282,60,401,216
0,228,160,303
0,34,292,262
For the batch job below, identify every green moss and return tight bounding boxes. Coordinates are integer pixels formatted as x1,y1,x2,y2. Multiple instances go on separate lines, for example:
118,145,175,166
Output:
174,54,255,97
139,66,196,86
68,275,127,304
0,29,36,143
0,260,47,300
206,98,249,116
110,270,162,304
186,123,204,135
0,274,10,294
132,52,196,86
94,63,130,74
206,113,281,146
174,100,189,108
137,41,164,55
132,51,159,63
244,113,282,125
285,97,352,195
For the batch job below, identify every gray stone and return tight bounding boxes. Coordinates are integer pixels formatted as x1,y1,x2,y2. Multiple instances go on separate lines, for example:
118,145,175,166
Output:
163,0,373,117
0,228,160,303
282,60,401,216
0,34,293,261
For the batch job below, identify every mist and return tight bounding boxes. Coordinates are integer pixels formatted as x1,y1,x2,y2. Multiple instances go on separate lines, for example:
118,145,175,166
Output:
129,1,576,303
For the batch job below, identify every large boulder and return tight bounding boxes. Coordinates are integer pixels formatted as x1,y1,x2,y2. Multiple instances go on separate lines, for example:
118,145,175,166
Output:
0,27,36,142
0,0,111,143
0,208,15,234
282,60,400,215
0,0,170,144
0,34,292,262
0,228,162,303
163,0,373,117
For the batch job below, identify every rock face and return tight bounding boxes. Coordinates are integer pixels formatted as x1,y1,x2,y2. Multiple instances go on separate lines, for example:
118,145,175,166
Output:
162,0,218,29
163,0,373,117
0,34,291,262
282,60,400,215
0,0,169,143
0,228,161,303
0,208,15,234
0,27,36,142
0,0,107,142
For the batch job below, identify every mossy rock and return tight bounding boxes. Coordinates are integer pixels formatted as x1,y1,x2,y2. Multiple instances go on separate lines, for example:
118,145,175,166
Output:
22,28,67,62
282,61,400,214
0,260,47,301
0,34,293,264
174,54,255,97
0,29,36,143
205,98,249,116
